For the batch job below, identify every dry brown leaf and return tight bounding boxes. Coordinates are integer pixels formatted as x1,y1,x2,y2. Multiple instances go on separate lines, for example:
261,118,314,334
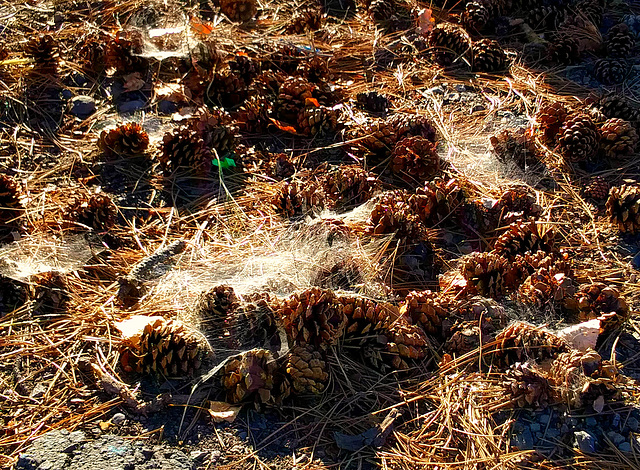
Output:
207,401,242,423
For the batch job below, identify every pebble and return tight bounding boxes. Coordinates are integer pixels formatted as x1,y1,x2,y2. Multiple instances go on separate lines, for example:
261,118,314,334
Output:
189,451,207,462
619,442,632,453
111,413,126,425
574,430,597,453
118,99,147,114
530,423,541,433
454,84,466,92
612,413,621,428
539,414,550,425
586,417,597,427
608,431,625,446
631,251,640,270
70,96,96,119
511,428,534,450
627,417,639,432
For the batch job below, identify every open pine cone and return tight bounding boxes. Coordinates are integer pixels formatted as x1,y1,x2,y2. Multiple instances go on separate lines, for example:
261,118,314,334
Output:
366,191,427,243
409,177,465,227
390,136,442,185
284,344,329,395
272,181,322,218
221,349,278,404
557,113,600,162
593,59,628,86
98,123,149,159
492,221,555,260
471,39,508,73
606,184,640,234
286,8,323,34
494,322,569,366
606,23,635,59
321,165,378,210
0,174,23,228
460,251,510,298
63,193,116,231
594,93,639,123
160,127,211,175
503,362,551,408
427,23,472,66
25,34,59,75
574,283,630,330
536,102,569,144
219,0,257,22
599,118,638,159
400,290,451,335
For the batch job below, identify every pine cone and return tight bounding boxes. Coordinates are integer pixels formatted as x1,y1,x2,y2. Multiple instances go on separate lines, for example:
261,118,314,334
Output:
503,362,551,408
276,287,346,350
472,39,508,73
228,54,260,85
527,5,566,31
460,251,510,298
606,23,635,58
0,174,23,227
593,59,628,85
599,118,638,159
536,102,569,144
296,105,338,136
517,267,576,310
606,184,640,234
104,33,148,76
219,0,257,22
284,344,329,394
321,165,378,210
594,93,639,122
194,285,239,320
557,113,600,162
356,91,390,113
63,193,116,231
390,136,442,184
462,0,493,32
312,257,362,290
427,23,472,66
298,56,332,83
77,33,109,75
25,34,59,75
221,349,277,404
366,191,427,243
492,221,555,260
97,123,149,159
409,177,465,227
494,322,569,366
272,181,322,217
31,272,69,315
136,318,211,377
490,128,538,168
574,283,630,329
287,8,323,33
547,34,580,65
236,95,271,133
354,113,437,158
575,0,603,27
160,127,211,175
493,185,542,225
400,290,450,335
582,176,610,201
206,72,247,109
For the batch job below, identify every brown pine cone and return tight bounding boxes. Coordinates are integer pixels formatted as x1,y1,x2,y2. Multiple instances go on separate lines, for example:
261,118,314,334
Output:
194,285,239,320
192,107,238,154
353,113,436,158
97,123,149,159
236,95,271,133
606,23,635,58
494,321,569,366
574,283,629,328
606,184,640,234
594,93,639,122
527,5,566,30
557,113,600,162
228,54,260,85
471,39,508,73
276,287,346,350
356,91,390,113
593,58,628,85
206,72,247,109
536,102,569,144
400,290,451,335
0,174,23,227
63,193,116,231
493,185,542,225
490,128,539,168
492,221,555,260
503,362,551,408
427,23,472,66
272,181,322,217
296,105,338,136
286,8,323,34
0,275,28,316
575,0,603,26
104,33,148,76
462,0,493,32
136,318,211,377
298,56,332,83
582,176,610,201
221,349,277,404
460,251,510,298
25,34,59,75
390,136,442,185
365,191,427,243
284,344,329,394
160,127,211,175
321,165,378,210
31,272,69,315
599,118,638,159
219,0,258,22
547,33,580,65
517,267,576,310
409,177,465,227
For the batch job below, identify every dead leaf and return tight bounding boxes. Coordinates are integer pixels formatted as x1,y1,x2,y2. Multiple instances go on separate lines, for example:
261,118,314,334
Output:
269,118,298,135
114,315,164,349
207,401,241,423
123,73,145,92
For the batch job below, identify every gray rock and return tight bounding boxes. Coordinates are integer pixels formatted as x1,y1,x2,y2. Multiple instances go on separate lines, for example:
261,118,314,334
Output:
530,423,541,433
539,414,550,425
619,442,632,453
118,100,146,114
608,431,625,446
628,417,639,432
586,417,597,427
70,96,96,119
574,430,597,453
16,430,86,470
111,413,126,425
612,413,621,428
511,428,534,450
454,84,467,92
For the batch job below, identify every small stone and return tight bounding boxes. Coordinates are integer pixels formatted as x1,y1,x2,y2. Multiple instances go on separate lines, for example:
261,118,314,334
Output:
619,441,632,452
70,96,96,119
574,430,597,453
612,413,621,428
118,99,147,114
111,413,126,425
539,414,550,425
189,451,207,462
511,428,534,450
454,84,467,92
608,431,625,445
631,252,640,270
586,417,597,427
530,423,541,433
627,417,639,432
210,450,221,463
470,104,486,113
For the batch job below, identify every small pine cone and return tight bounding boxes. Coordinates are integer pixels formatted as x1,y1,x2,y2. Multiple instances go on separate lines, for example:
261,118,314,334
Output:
527,5,566,31
557,113,600,162
494,321,569,366
490,128,538,168
606,184,640,234
606,23,635,58
104,34,147,76
0,275,28,316
0,174,23,227
193,285,239,320
136,318,211,377
599,118,638,159
233,293,283,352
356,91,390,113
63,193,116,231
575,0,603,27
286,8,323,34
517,267,576,309
275,76,315,123
77,33,108,75
236,95,271,133
595,93,639,123
444,320,482,356
409,177,465,227
25,34,59,74
492,221,555,260
471,39,508,73
160,127,211,175
427,23,472,66
191,109,238,155
219,0,257,22
97,123,149,159
221,349,277,404
593,59,629,86
548,349,606,407
365,191,427,243
354,113,437,158
312,257,362,290
547,34,580,65
536,102,569,144
368,0,394,21
31,272,69,315
285,344,329,394
582,176,610,201
264,43,304,75
390,136,442,184
574,283,630,328
206,72,247,109
297,56,331,83
460,251,510,298
503,362,551,408
462,0,493,32
228,54,260,85
321,165,378,210
276,287,346,350
400,290,451,335
296,105,338,136
272,181,322,217
494,185,542,225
